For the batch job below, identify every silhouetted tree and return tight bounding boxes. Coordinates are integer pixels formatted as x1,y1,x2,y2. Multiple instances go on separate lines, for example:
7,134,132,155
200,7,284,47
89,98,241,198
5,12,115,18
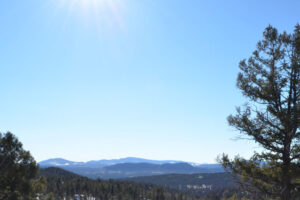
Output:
219,24,300,200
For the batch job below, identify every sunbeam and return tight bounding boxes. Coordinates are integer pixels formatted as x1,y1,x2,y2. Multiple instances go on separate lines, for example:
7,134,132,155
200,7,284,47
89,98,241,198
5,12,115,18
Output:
54,0,126,31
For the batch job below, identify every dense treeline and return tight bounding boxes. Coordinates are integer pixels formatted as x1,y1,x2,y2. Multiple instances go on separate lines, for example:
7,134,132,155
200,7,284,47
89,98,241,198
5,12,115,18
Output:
40,167,202,200
126,172,236,197
202,187,256,200
125,173,262,199
40,168,272,200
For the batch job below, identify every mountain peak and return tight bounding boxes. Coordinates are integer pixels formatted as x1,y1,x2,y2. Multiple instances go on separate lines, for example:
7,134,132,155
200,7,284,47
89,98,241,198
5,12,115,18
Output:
39,158,84,167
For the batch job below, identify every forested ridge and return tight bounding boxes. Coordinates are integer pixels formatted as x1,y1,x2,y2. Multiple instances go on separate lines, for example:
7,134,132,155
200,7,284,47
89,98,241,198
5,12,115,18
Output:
39,167,202,200
125,173,236,197
39,167,263,200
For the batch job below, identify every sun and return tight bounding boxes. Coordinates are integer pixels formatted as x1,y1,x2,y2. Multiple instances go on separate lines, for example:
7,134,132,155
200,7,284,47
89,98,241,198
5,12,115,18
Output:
55,0,126,30
62,0,108,12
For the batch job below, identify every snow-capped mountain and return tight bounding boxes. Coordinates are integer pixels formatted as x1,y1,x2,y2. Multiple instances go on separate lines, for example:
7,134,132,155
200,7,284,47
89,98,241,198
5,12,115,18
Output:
39,157,184,168
39,158,85,167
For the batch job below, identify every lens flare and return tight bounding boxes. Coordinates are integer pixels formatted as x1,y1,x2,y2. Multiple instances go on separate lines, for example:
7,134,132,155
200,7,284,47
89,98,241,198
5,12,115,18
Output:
55,0,126,31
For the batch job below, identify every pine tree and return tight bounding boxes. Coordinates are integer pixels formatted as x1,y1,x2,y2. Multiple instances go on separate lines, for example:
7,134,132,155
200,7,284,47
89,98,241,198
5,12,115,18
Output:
219,25,300,199
0,132,46,199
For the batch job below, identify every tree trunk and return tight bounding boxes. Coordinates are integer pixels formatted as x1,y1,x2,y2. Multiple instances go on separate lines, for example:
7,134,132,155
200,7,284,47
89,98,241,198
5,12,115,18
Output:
281,139,291,200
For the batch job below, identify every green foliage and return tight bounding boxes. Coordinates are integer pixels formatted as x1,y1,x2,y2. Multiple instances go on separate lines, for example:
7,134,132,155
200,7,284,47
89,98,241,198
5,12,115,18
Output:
0,132,46,200
225,194,238,200
219,24,300,200
221,194,253,200
202,187,256,200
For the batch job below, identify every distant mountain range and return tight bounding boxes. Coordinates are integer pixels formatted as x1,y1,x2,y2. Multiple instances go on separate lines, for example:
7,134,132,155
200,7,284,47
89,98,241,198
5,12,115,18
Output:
39,157,184,168
39,157,224,179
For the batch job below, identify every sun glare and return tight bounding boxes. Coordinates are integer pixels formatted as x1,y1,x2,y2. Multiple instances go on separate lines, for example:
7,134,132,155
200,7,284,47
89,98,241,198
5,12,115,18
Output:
55,0,126,30
63,0,108,12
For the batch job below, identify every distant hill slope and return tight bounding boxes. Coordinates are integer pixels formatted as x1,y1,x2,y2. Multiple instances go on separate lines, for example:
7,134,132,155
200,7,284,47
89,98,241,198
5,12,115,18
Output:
39,167,202,200
39,158,224,179
39,167,83,178
125,172,236,197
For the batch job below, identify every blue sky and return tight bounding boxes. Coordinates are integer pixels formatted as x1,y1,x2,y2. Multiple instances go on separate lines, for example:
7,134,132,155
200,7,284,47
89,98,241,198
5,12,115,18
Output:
0,0,299,163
